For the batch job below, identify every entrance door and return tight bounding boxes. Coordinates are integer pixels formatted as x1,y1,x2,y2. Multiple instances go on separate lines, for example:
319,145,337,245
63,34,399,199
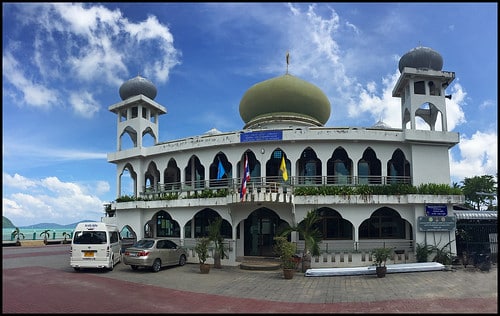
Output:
244,208,285,257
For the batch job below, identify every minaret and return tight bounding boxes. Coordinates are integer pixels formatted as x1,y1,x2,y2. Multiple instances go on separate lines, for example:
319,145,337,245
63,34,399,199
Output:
108,76,167,150
392,46,455,131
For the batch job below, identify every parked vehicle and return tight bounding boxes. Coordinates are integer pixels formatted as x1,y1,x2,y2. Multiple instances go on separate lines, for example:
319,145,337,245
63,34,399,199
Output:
123,238,187,272
70,222,122,271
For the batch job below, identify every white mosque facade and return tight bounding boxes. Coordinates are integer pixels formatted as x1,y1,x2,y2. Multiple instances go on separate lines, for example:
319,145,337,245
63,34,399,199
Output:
104,46,464,267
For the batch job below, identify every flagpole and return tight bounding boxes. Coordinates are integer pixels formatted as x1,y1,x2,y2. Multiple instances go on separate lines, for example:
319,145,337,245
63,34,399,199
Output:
286,51,290,74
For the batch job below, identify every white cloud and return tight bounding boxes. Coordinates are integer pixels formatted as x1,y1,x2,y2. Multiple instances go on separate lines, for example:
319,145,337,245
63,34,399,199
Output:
347,70,401,127
95,181,111,196
3,137,107,162
69,91,100,118
450,131,498,181
2,52,60,109
445,82,467,131
4,3,181,119
2,173,107,226
3,173,37,190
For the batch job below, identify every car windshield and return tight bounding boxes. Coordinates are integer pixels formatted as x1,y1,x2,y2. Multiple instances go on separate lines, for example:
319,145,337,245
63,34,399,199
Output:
133,239,155,249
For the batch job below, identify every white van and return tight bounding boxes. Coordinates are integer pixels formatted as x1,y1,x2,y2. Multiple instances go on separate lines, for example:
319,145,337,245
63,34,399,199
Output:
70,222,122,271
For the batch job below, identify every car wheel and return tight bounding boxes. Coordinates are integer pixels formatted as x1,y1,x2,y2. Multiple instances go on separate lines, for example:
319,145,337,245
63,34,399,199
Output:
179,254,186,266
73,267,80,271
131,265,139,270
152,259,161,272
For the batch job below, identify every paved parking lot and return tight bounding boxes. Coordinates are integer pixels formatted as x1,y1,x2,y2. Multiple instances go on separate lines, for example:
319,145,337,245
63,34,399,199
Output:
2,244,497,313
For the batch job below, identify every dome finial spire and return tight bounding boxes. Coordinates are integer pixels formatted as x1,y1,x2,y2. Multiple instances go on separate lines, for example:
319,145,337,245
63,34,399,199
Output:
286,51,290,74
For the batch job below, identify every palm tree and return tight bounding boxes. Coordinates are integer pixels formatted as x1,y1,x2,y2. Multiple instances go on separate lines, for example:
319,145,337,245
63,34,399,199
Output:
62,232,71,244
208,217,227,269
11,227,25,246
279,209,322,272
62,232,71,243
40,229,51,244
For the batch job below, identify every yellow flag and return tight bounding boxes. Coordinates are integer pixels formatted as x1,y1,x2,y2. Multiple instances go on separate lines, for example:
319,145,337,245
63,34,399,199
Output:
280,156,288,181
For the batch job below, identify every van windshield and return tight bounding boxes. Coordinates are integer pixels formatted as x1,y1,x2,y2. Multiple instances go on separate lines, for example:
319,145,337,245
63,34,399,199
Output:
73,231,107,244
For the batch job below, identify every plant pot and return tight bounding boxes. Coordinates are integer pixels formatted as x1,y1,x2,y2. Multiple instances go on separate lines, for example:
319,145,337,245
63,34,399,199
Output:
376,266,387,278
199,263,211,274
283,268,294,279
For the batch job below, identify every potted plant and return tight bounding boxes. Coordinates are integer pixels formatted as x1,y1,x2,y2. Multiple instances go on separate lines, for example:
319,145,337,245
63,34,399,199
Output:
372,247,392,278
273,236,297,279
208,217,227,269
415,242,432,262
279,209,322,272
195,237,211,274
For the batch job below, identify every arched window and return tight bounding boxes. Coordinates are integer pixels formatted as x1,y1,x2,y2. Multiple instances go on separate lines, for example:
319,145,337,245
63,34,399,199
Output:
327,147,352,184
414,81,425,94
314,208,353,239
164,158,181,190
298,147,321,184
359,208,406,239
387,149,410,184
156,211,180,237
186,209,231,238
358,160,370,184
185,155,205,189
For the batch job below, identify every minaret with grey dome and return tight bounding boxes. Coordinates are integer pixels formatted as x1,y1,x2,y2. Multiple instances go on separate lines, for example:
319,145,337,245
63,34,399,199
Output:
109,75,167,150
392,46,455,131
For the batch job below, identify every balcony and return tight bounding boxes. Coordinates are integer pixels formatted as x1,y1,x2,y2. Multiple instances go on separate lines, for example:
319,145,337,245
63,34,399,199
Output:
112,175,463,205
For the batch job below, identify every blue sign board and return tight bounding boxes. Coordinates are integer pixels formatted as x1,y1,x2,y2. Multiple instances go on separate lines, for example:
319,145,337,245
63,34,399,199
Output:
425,204,448,216
240,130,283,143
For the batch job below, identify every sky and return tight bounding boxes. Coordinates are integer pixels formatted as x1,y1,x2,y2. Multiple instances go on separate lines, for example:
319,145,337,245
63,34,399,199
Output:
2,3,498,227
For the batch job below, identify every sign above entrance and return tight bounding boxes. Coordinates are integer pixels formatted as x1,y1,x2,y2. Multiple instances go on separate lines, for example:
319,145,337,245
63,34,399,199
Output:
240,130,283,143
418,216,456,232
425,204,448,216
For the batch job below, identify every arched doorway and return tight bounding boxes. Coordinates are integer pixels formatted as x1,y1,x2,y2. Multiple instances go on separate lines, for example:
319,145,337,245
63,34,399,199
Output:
244,208,288,257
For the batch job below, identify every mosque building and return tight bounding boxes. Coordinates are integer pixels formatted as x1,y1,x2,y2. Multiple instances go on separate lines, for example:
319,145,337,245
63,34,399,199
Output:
104,46,464,267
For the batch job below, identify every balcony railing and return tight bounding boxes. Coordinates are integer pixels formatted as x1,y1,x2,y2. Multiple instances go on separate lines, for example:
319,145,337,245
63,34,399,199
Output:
139,175,413,200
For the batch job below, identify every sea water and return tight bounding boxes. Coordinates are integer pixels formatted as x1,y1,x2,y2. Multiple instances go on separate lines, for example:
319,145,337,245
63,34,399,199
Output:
3,227,75,241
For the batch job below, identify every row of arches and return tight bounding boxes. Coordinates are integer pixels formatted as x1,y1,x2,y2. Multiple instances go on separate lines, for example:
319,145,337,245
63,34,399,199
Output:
120,147,411,196
122,206,413,256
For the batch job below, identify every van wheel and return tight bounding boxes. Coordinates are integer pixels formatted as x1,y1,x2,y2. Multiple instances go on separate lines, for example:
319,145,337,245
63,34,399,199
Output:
131,265,139,270
108,255,114,271
152,259,161,272
73,267,80,271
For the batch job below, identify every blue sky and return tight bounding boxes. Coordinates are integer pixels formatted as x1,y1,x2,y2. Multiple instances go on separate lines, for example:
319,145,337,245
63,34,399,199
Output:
2,3,497,226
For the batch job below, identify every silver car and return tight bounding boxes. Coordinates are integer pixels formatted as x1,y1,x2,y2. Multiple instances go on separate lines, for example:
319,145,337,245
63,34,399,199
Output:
123,238,187,272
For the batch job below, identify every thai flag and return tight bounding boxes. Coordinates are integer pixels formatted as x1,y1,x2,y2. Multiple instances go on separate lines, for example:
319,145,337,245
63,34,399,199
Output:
240,155,250,201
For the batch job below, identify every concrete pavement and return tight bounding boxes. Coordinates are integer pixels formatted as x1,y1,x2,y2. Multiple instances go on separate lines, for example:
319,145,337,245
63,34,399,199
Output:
2,244,497,313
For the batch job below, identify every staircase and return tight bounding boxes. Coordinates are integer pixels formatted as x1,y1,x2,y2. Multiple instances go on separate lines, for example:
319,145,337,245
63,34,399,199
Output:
238,256,281,271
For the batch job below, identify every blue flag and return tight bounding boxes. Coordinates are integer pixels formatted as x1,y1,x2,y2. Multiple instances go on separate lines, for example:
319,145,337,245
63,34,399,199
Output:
217,160,226,180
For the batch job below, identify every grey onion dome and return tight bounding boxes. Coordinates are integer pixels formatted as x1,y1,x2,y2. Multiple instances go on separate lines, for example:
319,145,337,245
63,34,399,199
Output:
398,46,443,73
119,75,157,100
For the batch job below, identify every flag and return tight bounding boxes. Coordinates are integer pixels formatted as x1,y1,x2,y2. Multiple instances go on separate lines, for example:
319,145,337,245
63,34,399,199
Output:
217,159,226,180
240,155,250,201
280,156,288,181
